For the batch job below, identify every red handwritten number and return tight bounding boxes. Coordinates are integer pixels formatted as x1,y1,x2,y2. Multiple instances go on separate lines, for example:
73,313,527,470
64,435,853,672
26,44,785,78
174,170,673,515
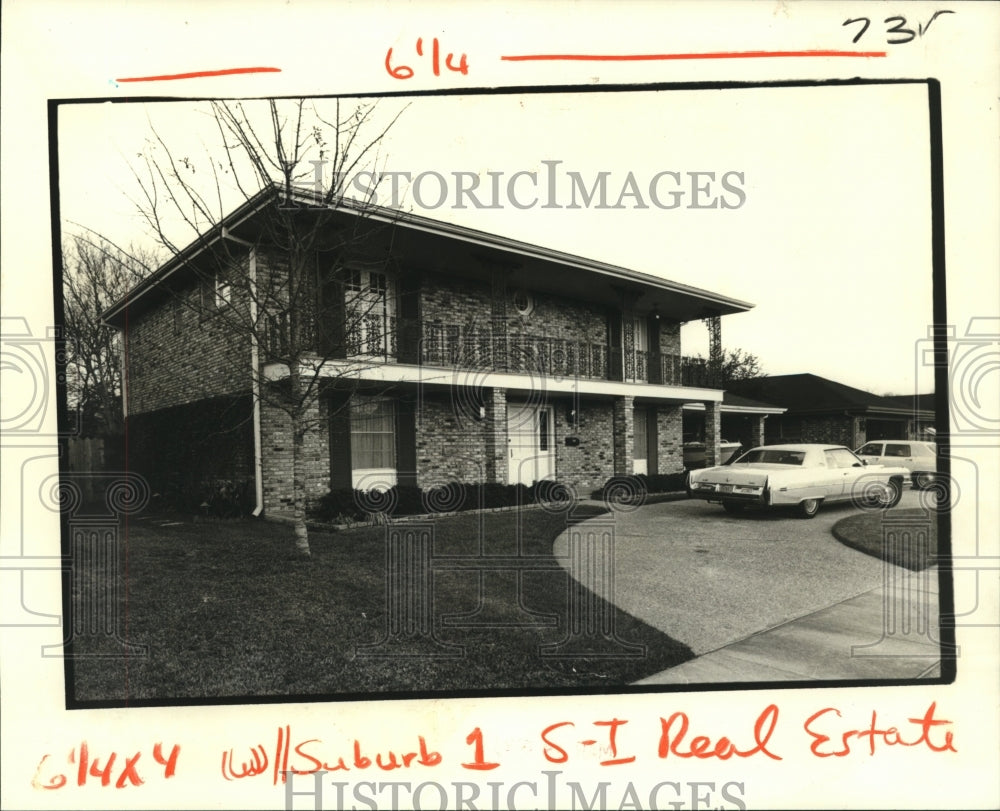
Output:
31,755,67,790
153,743,180,778
384,48,414,80
462,727,500,770
385,38,469,80
88,753,117,787
446,52,469,75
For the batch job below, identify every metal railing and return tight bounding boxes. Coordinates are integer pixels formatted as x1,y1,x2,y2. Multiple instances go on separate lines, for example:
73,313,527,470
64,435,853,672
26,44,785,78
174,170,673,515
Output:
420,323,611,380
264,312,397,361
264,312,711,387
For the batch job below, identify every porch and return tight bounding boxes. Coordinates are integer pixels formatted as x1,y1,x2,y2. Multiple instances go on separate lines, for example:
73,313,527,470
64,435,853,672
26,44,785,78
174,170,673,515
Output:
264,312,714,387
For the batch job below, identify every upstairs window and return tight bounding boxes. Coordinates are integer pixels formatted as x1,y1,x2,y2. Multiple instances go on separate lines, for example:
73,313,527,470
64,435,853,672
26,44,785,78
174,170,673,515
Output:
215,272,232,308
345,268,395,357
624,316,649,382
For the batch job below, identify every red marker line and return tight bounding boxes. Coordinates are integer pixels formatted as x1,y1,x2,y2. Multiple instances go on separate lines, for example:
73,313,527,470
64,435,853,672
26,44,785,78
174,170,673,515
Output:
115,66,282,83
501,50,887,62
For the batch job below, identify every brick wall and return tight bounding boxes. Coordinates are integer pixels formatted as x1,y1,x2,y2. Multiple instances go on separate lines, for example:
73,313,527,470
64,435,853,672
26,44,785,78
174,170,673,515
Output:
655,404,685,473
612,396,635,476
703,400,722,466
420,273,609,346
554,399,616,494
766,414,860,447
508,290,609,346
260,395,330,517
414,392,490,488
659,320,681,356
123,252,258,416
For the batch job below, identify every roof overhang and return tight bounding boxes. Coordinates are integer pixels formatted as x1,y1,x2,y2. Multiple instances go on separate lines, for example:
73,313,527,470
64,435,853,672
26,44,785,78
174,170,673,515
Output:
264,358,727,403
780,406,935,419
102,184,754,328
683,402,787,415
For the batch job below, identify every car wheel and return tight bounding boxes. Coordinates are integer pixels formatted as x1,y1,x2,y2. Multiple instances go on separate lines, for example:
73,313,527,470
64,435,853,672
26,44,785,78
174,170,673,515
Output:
865,479,903,509
798,498,821,519
885,478,903,508
722,500,745,514
914,471,935,490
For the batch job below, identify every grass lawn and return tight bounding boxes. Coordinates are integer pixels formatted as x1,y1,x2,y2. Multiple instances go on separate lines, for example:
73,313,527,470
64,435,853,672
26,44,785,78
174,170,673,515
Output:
69,504,694,704
831,508,940,571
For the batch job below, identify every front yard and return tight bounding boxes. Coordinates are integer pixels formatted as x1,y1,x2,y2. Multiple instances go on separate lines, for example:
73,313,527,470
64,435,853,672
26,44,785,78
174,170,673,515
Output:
69,504,694,704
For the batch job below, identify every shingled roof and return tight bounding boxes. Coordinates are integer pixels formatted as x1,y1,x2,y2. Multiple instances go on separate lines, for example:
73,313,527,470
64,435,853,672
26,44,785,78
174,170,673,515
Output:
881,393,937,413
728,374,934,417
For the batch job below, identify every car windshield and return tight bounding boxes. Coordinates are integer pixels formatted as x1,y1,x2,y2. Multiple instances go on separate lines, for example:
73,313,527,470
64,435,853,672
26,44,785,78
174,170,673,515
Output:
732,449,806,466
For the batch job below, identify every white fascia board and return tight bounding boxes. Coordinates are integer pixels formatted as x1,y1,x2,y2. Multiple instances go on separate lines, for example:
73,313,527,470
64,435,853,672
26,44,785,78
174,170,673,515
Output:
683,402,787,414
263,360,725,403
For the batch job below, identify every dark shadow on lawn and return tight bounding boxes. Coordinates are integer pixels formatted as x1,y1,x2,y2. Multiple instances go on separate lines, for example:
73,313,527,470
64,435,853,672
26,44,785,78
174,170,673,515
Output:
68,504,694,706
831,508,939,571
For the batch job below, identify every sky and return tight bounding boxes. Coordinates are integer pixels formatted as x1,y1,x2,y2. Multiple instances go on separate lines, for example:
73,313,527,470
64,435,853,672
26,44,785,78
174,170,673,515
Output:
58,83,936,396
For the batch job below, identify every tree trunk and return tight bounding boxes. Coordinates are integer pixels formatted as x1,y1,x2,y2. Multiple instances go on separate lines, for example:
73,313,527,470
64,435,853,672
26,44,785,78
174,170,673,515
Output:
291,417,311,556
288,347,311,556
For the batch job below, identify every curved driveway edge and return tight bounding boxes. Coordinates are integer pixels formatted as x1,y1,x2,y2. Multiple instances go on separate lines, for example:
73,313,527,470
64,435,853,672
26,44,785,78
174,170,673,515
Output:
555,490,942,683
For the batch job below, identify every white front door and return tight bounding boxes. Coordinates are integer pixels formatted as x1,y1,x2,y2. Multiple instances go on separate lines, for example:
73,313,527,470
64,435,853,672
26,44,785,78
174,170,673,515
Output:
633,406,648,475
507,403,555,485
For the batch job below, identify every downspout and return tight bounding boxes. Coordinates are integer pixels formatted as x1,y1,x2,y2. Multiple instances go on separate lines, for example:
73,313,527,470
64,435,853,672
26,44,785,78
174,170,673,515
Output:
222,228,265,517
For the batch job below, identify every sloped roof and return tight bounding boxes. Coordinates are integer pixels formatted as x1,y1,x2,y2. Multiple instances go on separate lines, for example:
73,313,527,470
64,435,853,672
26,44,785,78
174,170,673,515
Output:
102,184,754,327
682,391,786,415
722,392,786,412
881,393,936,413
727,373,933,417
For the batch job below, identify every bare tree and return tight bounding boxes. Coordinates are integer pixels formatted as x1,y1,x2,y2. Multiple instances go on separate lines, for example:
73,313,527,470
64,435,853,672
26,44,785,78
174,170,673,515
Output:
109,98,407,555
61,237,157,437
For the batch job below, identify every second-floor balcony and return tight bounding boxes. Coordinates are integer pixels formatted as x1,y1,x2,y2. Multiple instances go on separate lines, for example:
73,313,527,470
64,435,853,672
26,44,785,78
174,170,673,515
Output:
265,313,714,388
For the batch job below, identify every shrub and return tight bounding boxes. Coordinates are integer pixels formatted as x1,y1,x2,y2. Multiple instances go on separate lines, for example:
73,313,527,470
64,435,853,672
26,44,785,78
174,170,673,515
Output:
159,477,255,517
312,487,365,523
308,480,576,523
591,471,688,501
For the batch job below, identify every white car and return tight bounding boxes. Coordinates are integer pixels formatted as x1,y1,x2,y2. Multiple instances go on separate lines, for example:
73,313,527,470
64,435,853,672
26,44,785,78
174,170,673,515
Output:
854,440,937,490
687,443,910,518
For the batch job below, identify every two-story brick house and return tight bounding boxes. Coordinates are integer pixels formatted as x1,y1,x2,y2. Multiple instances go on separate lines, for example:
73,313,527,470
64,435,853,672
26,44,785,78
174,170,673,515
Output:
102,186,753,518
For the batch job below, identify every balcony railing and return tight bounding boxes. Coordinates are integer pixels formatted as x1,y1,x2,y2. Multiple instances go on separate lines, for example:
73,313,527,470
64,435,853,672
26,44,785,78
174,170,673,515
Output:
265,312,711,387
264,311,312,359
346,313,397,359
264,312,397,361
421,324,611,380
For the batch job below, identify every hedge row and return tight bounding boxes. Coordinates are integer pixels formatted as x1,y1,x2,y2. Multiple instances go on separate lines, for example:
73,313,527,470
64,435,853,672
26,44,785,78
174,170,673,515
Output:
591,471,689,503
309,480,576,524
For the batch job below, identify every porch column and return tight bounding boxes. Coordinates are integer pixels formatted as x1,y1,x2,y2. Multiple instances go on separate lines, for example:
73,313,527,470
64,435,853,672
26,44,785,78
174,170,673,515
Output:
704,400,722,467
756,415,767,447
612,395,634,476
483,387,508,484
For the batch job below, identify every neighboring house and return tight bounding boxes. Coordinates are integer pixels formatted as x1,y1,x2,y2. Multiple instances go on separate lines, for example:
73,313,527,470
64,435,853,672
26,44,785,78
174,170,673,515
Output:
728,374,936,448
102,187,754,517
880,393,937,441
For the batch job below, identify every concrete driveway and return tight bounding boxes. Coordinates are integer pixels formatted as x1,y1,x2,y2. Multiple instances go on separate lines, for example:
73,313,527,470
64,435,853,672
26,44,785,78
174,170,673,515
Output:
554,490,925,659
